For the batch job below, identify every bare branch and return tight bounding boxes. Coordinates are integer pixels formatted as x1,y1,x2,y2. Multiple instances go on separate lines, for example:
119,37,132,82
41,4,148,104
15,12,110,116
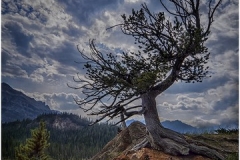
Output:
204,0,222,36
70,0,221,125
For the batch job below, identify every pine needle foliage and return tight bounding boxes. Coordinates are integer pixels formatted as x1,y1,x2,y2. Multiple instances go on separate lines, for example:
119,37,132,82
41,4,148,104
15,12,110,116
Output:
15,120,51,160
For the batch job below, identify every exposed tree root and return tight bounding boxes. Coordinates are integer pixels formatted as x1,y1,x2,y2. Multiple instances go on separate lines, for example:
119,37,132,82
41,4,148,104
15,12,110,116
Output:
131,138,149,151
131,127,225,160
189,144,224,160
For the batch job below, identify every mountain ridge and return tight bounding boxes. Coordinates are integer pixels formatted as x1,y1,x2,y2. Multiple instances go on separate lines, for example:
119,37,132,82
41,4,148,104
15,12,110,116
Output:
161,120,197,133
1,82,55,122
126,119,198,133
126,119,238,134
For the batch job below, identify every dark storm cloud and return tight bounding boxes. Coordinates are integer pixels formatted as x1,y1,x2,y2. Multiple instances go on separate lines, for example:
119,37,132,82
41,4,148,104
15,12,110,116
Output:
2,65,28,78
1,49,11,65
31,41,86,78
58,0,124,26
1,0,238,127
62,24,83,38
48,42,82,66
2,21,33,57
212,90,238,111
2,0,48,23
2,0,84,83
146,0,174,13
208,36,238,57
1,49,29,79
166,73,236,94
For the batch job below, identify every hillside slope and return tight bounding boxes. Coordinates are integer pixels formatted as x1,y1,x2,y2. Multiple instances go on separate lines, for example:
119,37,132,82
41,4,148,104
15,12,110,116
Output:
1,82,54,122
2,113,118,160
91,121,238,160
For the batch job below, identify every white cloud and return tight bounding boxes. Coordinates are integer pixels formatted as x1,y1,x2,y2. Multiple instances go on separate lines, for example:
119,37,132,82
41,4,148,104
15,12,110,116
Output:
191,117,220,128
190,103,238,128
156,79,238,127
20,91,82,110
2,65,28,79
2,0,238,128
124,0,143,3
211,0,238,38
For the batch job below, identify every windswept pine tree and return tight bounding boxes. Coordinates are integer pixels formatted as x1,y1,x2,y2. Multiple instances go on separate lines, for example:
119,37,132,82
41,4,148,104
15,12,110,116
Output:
15,120,51,160
70,0,225,159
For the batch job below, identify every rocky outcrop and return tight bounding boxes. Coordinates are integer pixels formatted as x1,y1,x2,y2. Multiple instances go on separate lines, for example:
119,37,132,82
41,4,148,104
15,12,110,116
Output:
115,148,211,160
52,116,82,130
91,121,146,160
91,121,238,160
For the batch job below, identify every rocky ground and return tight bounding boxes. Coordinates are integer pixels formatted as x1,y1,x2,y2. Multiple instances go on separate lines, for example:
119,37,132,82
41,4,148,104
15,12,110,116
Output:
91,121,238,160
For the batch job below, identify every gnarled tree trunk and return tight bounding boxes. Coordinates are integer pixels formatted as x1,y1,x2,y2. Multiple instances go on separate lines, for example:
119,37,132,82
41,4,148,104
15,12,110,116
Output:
121,112,127,129
138,92,225,160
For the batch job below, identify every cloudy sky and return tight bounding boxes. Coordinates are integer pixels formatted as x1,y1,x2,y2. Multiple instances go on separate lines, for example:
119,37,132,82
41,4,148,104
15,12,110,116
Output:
1,0,238,128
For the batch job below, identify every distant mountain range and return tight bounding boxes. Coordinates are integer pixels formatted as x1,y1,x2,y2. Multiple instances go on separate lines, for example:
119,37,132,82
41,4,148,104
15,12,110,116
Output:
126,119,198,133
161,120,197,133
2,82,237,132
1,82,57,123
126,119,238,134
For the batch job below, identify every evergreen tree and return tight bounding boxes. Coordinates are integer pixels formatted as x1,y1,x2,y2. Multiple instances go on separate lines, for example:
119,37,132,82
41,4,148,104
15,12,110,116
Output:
70,0,224,159
15,120,51,160
2,113,117,159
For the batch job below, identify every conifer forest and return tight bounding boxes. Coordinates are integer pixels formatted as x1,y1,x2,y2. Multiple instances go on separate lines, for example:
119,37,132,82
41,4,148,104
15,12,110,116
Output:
2,113,118,160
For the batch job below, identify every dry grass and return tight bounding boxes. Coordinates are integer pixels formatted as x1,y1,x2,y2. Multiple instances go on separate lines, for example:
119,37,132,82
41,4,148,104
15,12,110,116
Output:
92,124,239,160
185,129,238,159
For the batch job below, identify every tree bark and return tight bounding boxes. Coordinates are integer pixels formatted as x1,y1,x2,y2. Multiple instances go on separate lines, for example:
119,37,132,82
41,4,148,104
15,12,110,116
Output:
121,112,127,129
139,92,225,159
142,93,190,155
